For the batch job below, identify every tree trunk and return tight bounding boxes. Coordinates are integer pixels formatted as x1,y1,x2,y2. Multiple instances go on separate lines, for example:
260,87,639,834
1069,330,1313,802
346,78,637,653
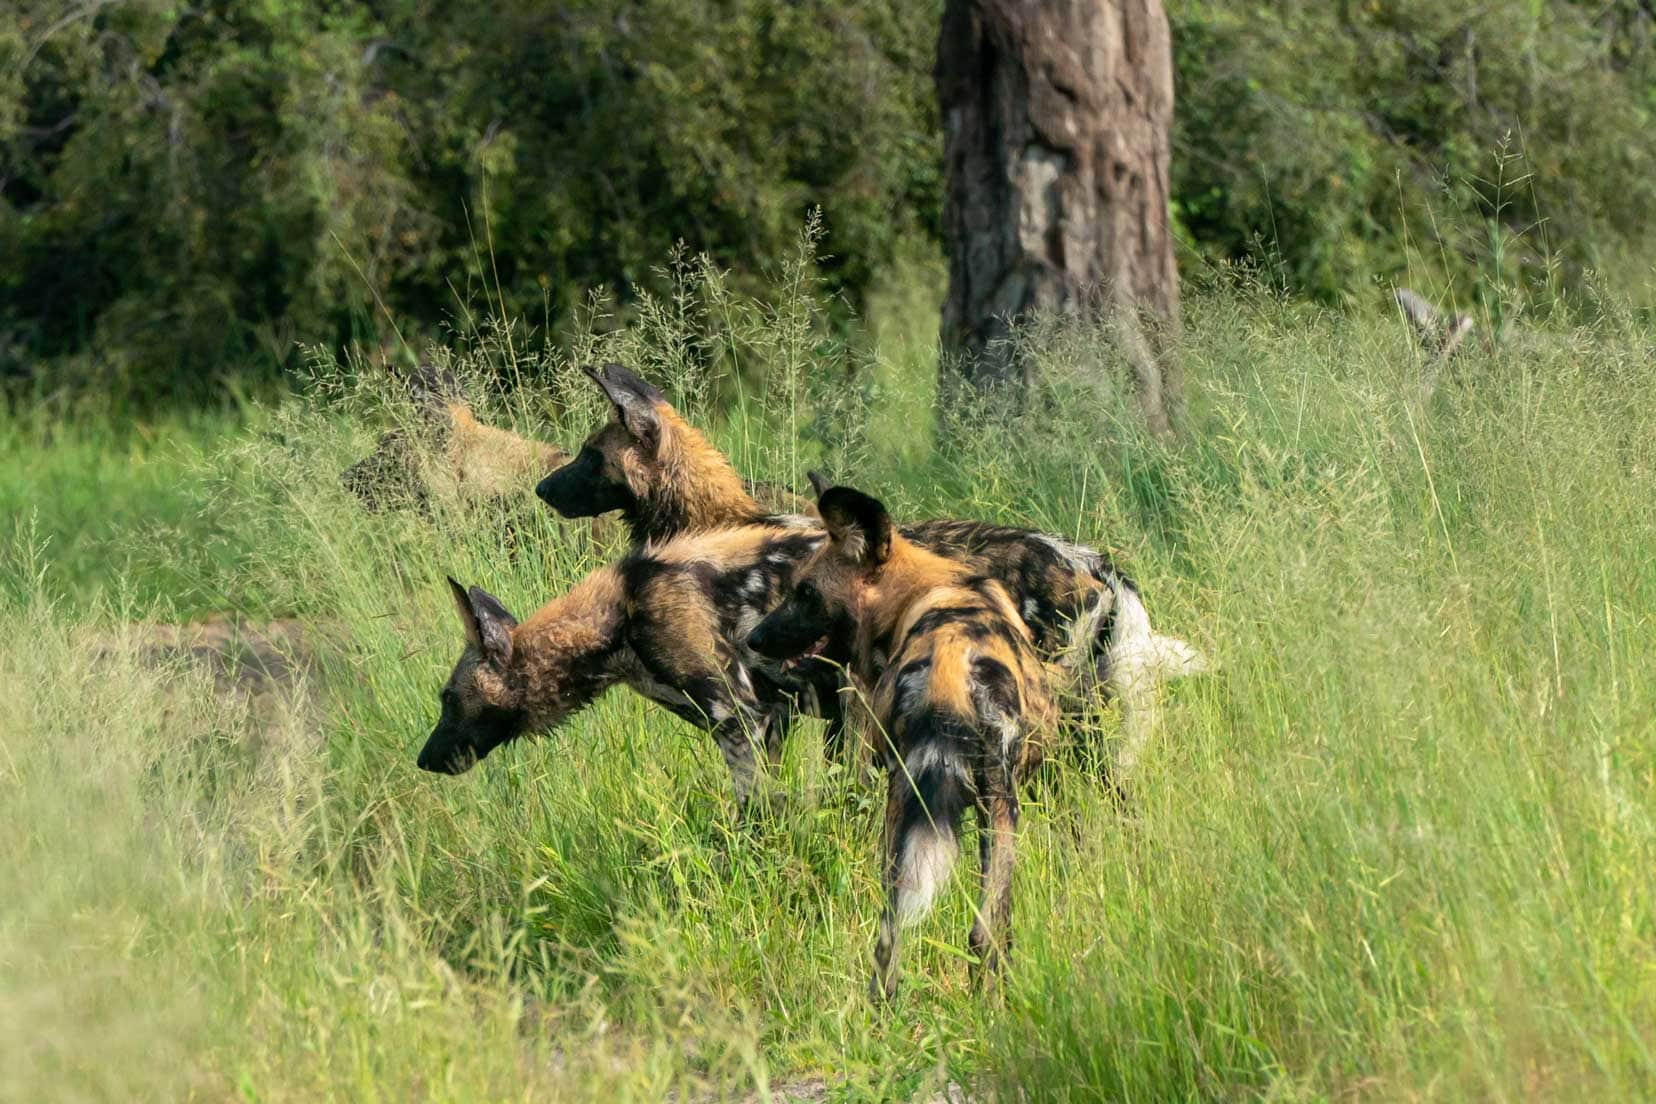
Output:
936,0,1182,434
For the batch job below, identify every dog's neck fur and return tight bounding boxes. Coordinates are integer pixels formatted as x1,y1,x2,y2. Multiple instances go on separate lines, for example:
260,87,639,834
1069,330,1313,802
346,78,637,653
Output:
502,566,628,729
625,405,769,546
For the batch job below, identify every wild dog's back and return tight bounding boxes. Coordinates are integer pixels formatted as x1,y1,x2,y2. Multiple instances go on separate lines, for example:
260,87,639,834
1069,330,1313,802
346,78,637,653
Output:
872,576,1057,779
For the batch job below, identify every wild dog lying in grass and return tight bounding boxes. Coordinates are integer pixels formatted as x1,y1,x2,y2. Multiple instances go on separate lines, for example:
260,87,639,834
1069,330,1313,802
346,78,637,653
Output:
341,364,571,515
418,524,837,812
537,362,1204,775
746,480,1058,998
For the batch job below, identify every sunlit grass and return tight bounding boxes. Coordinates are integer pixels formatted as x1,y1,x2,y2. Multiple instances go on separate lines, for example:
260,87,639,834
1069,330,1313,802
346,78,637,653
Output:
2,269,1652,1100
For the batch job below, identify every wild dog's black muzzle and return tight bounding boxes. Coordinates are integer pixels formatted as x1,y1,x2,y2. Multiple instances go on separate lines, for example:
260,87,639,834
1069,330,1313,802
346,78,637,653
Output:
747,613,824,663
416,730,474,774
535,446,627,518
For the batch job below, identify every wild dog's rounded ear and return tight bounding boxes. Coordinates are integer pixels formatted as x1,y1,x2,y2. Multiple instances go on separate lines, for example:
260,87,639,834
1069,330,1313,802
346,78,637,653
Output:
446,576,516,667
806,470,833,498
583,363,663,455
817,486,893,566
466,585,518,669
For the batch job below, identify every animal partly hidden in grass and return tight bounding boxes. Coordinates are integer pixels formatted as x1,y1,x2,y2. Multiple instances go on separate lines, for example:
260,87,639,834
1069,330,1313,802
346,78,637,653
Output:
341,360,804,525
747,475,1061,997
339,363,570,515
536,363,1204,767
420,363,1201,777
414,363,1206,991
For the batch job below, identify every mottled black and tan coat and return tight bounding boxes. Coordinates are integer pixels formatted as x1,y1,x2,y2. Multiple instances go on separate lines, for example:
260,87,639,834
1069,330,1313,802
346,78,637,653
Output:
537,364,1204,774
420,523,838,810
747,481,1058,998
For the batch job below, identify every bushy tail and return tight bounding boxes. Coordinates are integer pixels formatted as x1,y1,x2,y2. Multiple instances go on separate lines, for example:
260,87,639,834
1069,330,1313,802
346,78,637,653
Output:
1098,571,1208,681
888,709,975,929
1099,574,1209,778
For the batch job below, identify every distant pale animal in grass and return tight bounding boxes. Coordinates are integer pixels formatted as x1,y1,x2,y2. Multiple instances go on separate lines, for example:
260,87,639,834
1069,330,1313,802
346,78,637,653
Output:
1395,287,1475,403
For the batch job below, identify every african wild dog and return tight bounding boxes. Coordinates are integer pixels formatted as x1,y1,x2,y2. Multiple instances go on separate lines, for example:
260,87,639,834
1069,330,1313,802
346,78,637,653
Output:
341,364,572,515
537,363,1205,777
419,523,839,811
535,362,811,539
747,480,1058,998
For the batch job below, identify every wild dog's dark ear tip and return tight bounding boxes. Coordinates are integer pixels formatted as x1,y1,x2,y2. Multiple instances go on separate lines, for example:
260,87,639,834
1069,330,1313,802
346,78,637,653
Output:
806,470,832,497
604,362,664,403
468,585,518,628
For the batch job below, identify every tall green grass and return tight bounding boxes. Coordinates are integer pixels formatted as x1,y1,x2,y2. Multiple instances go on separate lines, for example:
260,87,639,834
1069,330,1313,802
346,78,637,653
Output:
0,407,292,619
2,266,1652,1100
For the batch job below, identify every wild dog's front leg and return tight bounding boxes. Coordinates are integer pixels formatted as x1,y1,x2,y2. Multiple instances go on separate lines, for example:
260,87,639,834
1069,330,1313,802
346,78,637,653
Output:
708,713,763,811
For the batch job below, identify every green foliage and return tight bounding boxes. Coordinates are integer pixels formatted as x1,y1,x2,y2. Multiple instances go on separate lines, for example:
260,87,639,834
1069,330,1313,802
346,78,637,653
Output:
2,0,941,401
4,0,1654,403
0,406,289,617
1170,0,1656,310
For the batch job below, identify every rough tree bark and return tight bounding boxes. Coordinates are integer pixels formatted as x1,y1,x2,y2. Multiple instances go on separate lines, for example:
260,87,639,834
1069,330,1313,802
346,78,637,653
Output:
936,0,1183,434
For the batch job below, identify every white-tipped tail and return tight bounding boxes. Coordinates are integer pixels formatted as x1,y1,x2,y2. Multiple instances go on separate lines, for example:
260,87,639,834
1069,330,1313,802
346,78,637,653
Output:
1106,585,1211,778
1144,633,1209,679
895,825,959,928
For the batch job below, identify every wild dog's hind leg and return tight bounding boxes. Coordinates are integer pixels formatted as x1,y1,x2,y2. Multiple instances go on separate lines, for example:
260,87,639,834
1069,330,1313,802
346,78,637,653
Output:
870,771,906,1002
969,773,1019,989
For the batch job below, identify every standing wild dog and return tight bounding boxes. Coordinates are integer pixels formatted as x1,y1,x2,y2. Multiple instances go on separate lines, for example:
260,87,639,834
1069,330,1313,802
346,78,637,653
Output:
537,363,1204,777
420,524,838,811
747,480,1057,998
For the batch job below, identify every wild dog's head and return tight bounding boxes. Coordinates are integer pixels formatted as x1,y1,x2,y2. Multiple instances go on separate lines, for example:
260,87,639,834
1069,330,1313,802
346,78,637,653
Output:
747,472,891,666
418,577,529,774
536,363,671,519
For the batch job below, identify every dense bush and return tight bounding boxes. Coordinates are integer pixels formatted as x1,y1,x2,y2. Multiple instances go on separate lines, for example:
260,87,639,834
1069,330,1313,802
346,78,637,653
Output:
1,0,941,400
1170,0,1656,312
3,0,1652,401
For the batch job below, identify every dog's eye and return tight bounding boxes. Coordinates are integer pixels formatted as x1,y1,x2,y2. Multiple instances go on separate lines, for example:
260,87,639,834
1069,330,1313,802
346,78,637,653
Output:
796,582,818,603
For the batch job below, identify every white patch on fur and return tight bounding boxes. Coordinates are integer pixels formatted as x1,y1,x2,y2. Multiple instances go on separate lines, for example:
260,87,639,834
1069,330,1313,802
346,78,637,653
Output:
1106,584,1210,777
894,663,930,714
732,607,763,644
993,711,1021,762
1059,585,1114,671
836,528,868,563
1021,598,1039,623
1034,533,1102,574
895,826,958,927
770,513,818,529
903,741,969,785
